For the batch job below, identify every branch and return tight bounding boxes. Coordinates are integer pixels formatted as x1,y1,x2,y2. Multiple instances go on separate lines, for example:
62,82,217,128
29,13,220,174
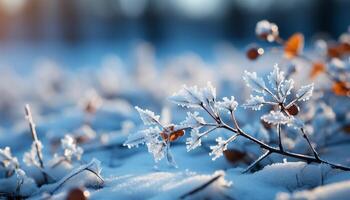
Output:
277,123,283,151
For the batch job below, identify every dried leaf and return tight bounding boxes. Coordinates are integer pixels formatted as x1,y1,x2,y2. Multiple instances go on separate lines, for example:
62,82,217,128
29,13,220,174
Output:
310,62,326,79
284,33,304,59
332,81,350,96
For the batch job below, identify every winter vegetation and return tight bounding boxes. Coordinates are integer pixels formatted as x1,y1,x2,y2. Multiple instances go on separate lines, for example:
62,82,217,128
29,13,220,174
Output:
0,20,349,199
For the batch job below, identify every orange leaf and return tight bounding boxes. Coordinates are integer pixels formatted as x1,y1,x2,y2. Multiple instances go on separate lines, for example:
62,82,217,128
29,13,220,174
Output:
332,81,350,96
284,33,304,59
310,62,326,79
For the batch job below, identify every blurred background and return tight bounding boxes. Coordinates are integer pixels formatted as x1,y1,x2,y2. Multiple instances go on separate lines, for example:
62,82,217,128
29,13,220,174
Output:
0,0,349,69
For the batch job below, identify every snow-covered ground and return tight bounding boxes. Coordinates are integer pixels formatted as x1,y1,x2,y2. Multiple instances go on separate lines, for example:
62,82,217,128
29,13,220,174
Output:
0,39,350,200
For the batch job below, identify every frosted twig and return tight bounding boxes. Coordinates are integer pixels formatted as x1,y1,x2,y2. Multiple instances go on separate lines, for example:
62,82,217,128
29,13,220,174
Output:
24,104,48,183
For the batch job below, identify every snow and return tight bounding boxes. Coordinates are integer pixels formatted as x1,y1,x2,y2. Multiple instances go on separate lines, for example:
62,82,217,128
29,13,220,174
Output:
0,38,349,199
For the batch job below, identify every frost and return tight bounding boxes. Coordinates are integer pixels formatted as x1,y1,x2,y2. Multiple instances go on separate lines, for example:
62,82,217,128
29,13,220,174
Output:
186,128,202,151
0,147,19,177
215,96,238,112
181,112,206,128
135,106,161,126
201,82,216,102
243,95,265,110
61,135,83,161
209,137,227,161
169,85,203,108
280,79,294,97
296,84,314,101
268,64,285,90
261,111,291,125
23,141,43,167
243,70,267,94
146,140,166,162
287,118,305,129
124,127,161,148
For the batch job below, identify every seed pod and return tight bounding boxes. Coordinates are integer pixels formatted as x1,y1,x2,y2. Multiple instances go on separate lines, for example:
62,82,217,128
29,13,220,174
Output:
286,104,300,116
246,47,264,60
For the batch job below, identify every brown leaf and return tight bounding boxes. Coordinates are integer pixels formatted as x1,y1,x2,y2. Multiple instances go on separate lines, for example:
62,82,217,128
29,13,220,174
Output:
332,81,350,96
223,149,247,164
284,33,304,59
310,62,326,79
286,104,300,116
327,43,350,58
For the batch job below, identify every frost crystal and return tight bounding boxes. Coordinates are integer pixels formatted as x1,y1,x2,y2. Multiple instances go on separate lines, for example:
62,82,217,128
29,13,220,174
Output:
186,128,202,151
261,111,291,125
215,96,238,112
0,147,19,177
169,85,203,108
135,106,161,125
23,141,43,167
243,70,267,94
181,112,206,128
280,79,294,97
209,137,227,161
268,64,285,90
296,84,314,101
146,140,166,162
124,127,161,148
243,95,265,110
201,82,216,102
61,135,84,161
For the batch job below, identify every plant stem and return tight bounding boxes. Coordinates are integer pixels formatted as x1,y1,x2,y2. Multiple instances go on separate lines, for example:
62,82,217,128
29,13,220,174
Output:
24,104,48,183
277,123,283,151
180,174,222,199
243,150,271,173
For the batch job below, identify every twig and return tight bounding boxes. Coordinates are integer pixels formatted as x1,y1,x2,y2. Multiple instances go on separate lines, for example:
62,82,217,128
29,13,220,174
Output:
277,123,283,151
243,150,271,173
24,104,48,183
179,174,222,199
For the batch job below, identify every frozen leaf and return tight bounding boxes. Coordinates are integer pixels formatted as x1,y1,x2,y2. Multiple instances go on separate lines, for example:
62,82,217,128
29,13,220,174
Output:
243,95,265,110
284,33,304,59
209,137,227,161
61,135,84,161
169,85,203,108
181,112,206,128
186,128,202,151
268,64,285,90
124,127,161,148
165,144,177,167
201,82,216,102
296,83,314,101
135,106,160,126
146,141,166,162
246,47,264,60
243,71,267,94
261,111,290,125
215,96,238,112
280,79,294,97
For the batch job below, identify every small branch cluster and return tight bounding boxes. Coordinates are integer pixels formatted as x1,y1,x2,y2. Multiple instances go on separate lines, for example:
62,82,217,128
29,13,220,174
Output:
126,65,350,172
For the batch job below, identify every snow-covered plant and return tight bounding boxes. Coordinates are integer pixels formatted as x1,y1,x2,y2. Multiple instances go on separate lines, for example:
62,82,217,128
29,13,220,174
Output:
128,66,350,172
61,135,84,162
0,147,19,178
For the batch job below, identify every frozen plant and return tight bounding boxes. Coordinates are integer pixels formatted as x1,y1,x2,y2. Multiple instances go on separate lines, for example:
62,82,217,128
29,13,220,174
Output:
128,66,350,172
23,104,48,183
0,147,19,178
61,135,84,162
